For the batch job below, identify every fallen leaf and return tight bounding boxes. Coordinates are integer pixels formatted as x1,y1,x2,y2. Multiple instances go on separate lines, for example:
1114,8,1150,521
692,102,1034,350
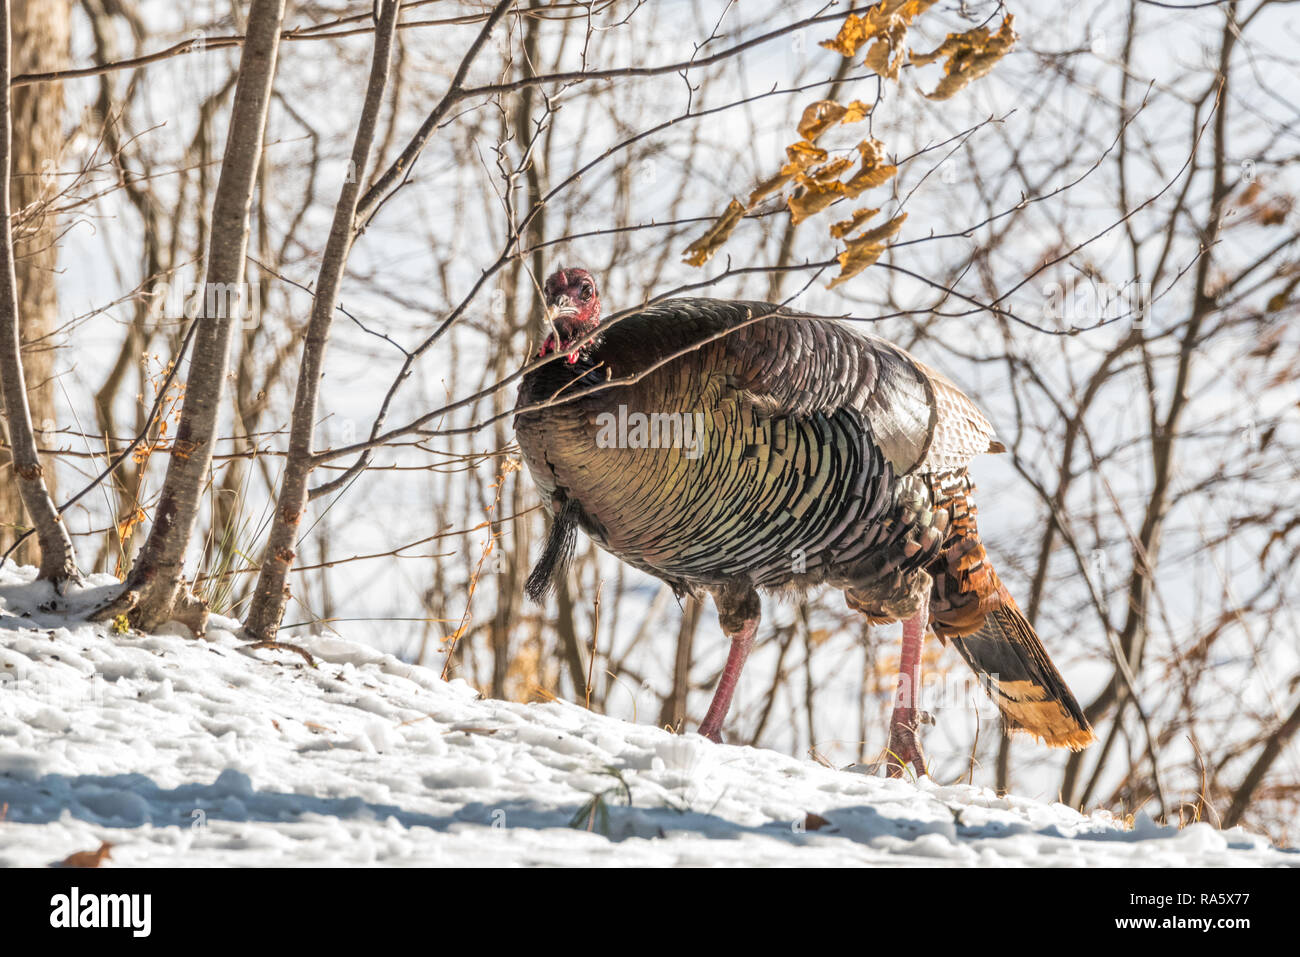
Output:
805,812,833,831
60,841,114,868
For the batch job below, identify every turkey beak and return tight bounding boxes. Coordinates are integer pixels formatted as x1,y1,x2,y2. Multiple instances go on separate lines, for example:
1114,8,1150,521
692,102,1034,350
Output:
543,295,574,321
545,295,578,325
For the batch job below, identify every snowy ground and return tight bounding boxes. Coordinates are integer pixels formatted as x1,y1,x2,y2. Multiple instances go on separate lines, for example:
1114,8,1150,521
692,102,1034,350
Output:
0,567,1294,867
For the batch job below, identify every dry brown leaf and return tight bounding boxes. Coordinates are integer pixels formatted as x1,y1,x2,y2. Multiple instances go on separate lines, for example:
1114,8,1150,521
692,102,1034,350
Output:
745,100,875,212
785,140,829,168
738,95,878,227
789,182,844,225
116,506,146,541
911,15,1018,101
820,1,938,59
830,206,881,238
863,18,910,81
799,155,854,186
797,101,849,141
60,841,114,868
840,100,873,125
805,812,833,831
747,170,795,207
829,244,887,287
1238,189,1294,227
829,211,908,287
797,100,874,142
681,199,746,267
853,210,908,245
788,141,896,225
908,32,964,66
843,139,898,196
819,12,873,57
683,77,901,264
788,156,858,224
1257,201,1292,226
1237,181,1264,206
896,0,940,20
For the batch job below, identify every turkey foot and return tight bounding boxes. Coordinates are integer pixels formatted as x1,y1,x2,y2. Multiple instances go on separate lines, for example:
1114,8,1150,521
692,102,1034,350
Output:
882,706,931,777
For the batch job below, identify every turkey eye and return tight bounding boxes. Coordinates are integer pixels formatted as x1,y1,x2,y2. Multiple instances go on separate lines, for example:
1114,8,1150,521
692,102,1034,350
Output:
580,284,593,301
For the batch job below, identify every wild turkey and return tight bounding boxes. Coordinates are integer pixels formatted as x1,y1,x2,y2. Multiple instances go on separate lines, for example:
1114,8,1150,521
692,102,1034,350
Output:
514,266,1094,774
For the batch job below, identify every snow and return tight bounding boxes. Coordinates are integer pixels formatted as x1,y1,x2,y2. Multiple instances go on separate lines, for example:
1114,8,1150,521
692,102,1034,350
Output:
0,567,1294,867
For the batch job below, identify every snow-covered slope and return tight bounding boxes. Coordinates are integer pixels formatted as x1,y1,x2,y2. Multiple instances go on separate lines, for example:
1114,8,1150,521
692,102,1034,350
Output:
0,567,1294,867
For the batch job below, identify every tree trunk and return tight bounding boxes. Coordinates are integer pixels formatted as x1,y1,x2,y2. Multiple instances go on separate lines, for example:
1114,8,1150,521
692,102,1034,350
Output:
243,0,401,641
1222,697,1300,829
0,0,77,585
122,0,286,632
658,596,701,731
0,0,68,565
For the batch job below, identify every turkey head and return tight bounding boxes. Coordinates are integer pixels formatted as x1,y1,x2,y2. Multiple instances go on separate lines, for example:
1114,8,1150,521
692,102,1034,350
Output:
540,267,602,363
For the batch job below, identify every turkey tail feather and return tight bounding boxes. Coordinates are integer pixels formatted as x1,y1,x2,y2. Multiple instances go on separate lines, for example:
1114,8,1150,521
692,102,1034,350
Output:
927,471,1093,750
950,598,1094,750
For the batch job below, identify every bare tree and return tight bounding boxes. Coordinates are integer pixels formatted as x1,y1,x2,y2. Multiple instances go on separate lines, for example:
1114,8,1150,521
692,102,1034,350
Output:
106,0,287,631
243,0,402,641
0,0,69,564
0,0,77,585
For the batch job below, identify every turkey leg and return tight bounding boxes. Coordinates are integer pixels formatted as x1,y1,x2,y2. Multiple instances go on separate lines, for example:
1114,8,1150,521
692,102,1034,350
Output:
698,584,761,743
884,597,930,777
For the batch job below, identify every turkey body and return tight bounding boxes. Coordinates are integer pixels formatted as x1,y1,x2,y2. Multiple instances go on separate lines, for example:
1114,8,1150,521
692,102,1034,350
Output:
519,299,983,625
515,297,1093,750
